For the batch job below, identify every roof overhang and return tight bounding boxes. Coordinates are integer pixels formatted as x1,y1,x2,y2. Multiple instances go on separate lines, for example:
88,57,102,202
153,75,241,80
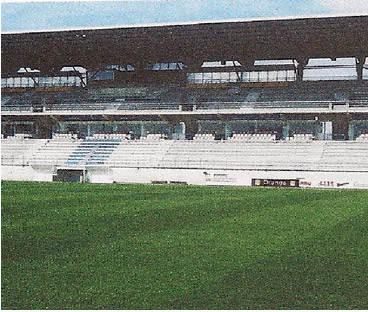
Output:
2,15,368,74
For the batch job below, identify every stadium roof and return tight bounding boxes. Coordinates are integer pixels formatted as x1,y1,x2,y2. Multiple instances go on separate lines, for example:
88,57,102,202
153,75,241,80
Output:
2,15,368,74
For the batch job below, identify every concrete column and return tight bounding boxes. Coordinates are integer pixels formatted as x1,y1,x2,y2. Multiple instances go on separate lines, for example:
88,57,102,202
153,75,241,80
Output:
140,124,147,138
32,122,39,138
112,123,118,133
348,123,355,141
183,118,198,139
282,123,290,140
356,56,365,80
296,59,308,82
34,117,54,139
319,121,333,140
331,115,349,140
172,122,186,140
59,122,67,133
87,123,91,137
224,121,231,140
254,122,259,134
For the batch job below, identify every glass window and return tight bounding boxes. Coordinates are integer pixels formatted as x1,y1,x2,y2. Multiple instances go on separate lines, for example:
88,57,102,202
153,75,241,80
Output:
277,70,286,81
268,71,278,82
168,63,176,70
187,73,195,83
38,77,45,86
14,77,21,87
60,76,68,86
203,72,212,83
46,77,53,86
286,70,296,81
212,72,221,83
217,72,225,83
152,63,160,70
228,72,237,82
194,73,202,84
242,72,249,82
20,77,28,87
249,71,259,82
258,71,268,82
28,77,35,87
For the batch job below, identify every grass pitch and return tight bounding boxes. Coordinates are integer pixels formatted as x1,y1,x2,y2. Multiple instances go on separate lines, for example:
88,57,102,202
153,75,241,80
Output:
2,181,368,309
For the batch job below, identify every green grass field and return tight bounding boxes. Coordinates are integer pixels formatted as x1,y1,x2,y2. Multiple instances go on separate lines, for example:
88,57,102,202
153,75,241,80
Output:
2,181,368,309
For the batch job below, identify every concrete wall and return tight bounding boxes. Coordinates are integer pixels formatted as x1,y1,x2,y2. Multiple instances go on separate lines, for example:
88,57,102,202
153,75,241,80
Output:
111,167,368,189
87,166,113,183
2,164,368,189
2,165,35,181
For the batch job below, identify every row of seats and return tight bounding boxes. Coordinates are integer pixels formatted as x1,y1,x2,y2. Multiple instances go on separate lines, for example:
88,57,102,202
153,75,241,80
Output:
286,134,315,141
4,133,33,140
66,140,120,165
52,133,79,140
189,80,368,104
29,140,80,166
105,140,368,172
86,133,131,140
230,133,276,141
1,86,182,112
3,132,367,143
356,133,368,141
3,138,368,172
3,81,368,112
26,139,120,166
193,134,216,140
140,134,168,140
1,139,47,165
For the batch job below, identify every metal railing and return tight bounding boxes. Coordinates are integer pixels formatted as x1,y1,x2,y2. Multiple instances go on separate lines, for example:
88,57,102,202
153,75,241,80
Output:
2,100,368,113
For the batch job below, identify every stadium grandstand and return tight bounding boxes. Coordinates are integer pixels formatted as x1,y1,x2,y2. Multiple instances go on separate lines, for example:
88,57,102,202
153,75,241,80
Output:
2,15,368,188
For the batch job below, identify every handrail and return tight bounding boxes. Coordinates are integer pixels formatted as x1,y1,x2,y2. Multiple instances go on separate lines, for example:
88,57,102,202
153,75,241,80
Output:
3,100,368,113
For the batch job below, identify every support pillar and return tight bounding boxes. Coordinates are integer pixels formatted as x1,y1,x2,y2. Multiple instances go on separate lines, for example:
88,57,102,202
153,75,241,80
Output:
160,116,180,140
173,122,186,140
282,123,290,140
160,116,198,140
32,122,39,138
332,114,350,140
59,122,67,133
34,117,55,139
348,123,355,141
166,122,175,140
356,56,365,80
87,124,91,137
254,122,259,134
182,117,198,139
296,58,308,82
140,124,147,138
224,121,231,140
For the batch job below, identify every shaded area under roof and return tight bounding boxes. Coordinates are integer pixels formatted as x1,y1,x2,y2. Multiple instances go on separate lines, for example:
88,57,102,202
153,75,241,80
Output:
2,15,368,74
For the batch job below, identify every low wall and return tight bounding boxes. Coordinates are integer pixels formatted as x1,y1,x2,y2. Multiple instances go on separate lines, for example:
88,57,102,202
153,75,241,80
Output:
111,167,368,189
87,166,113,183
2,164,368,189
1,165,35,181
31,165,55,182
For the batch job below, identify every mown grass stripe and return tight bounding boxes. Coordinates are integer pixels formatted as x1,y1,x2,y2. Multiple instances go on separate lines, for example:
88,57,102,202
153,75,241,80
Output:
2,181,368,309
